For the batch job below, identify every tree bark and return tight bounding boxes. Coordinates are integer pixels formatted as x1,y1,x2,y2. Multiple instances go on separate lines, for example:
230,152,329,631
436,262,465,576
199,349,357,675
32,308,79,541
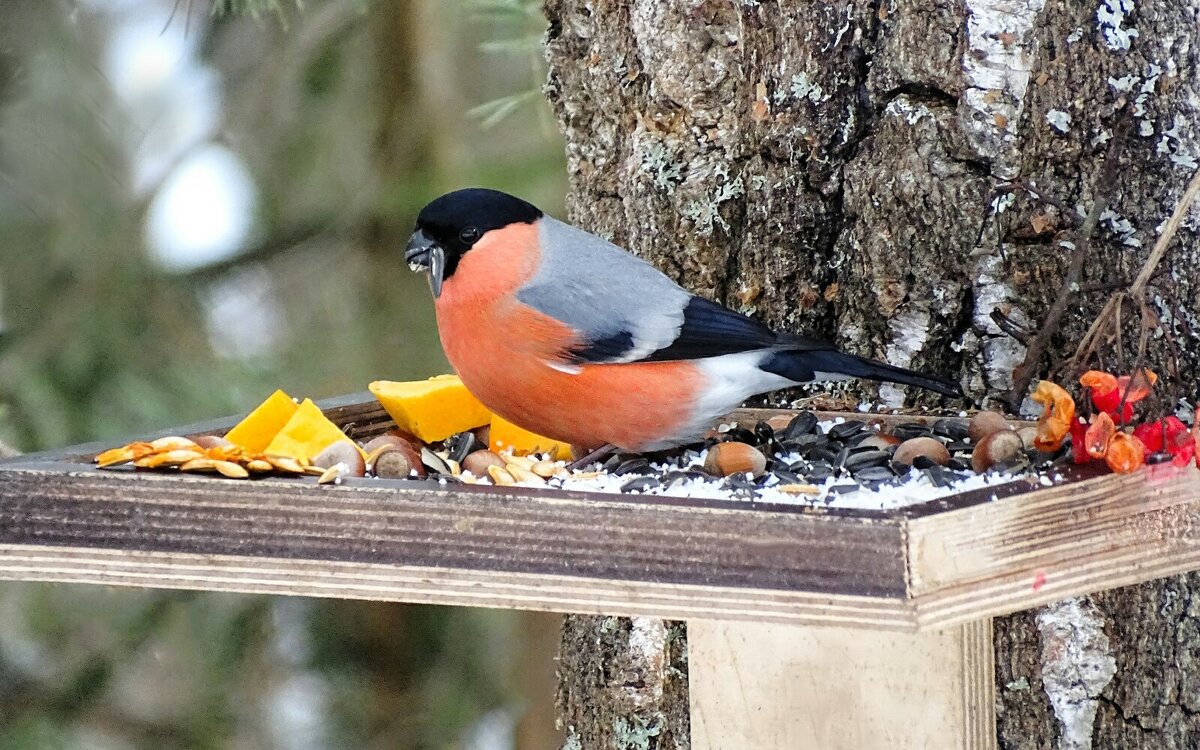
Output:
544,0,1200,747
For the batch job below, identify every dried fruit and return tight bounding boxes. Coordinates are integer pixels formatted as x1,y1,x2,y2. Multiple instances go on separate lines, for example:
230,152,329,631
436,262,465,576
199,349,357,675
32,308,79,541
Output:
1031,381,1075,451
971,430,1025,473
224,389,299,452
968,411,1011,443
1084,412,1116,459
892,437,950,467
703,442,767,478
369,375,492,443
1132,417,1186,454
1105,432,1145,474
1069,418,1090,464
1079,369,1157,423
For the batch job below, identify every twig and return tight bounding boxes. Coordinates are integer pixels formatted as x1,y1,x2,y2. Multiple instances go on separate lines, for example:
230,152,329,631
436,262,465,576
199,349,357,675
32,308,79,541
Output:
1069,166,1200,370
989,309,1031,344
1009,180,1085,227
1007,114,1133,410
1131,168,1200,296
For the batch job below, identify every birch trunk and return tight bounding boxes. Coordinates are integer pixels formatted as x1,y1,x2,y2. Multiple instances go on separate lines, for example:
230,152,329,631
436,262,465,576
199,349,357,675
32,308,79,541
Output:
544,0,1200,747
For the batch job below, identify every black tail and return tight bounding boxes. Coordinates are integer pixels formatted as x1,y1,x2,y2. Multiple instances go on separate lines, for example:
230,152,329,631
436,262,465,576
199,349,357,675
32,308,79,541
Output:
762,348,962,398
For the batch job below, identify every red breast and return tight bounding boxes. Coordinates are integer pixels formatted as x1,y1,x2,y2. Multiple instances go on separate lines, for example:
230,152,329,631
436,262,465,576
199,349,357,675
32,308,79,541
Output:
433,222,706,450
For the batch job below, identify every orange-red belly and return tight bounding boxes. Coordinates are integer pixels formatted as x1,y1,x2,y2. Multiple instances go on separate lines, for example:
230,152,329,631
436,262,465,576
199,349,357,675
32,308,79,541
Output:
430,222,705,450
439,302,706,450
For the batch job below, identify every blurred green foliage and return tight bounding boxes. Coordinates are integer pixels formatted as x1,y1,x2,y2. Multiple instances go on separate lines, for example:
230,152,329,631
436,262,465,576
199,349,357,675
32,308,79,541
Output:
0,0,566,747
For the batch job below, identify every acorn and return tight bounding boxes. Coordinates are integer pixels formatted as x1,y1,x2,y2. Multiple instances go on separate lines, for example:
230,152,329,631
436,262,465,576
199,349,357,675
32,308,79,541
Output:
892,437,951,467
856,433,902,451
703,442,767,478
363,434,414,455
1015,425,1040,450
968,411,1011,442
313,442,366,477
971,430,1025,472
371,446,415,479
367,436,424,478
462,449,506,478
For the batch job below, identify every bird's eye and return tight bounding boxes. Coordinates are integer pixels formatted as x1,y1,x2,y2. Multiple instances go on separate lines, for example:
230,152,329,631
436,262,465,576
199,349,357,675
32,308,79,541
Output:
459,226,481,244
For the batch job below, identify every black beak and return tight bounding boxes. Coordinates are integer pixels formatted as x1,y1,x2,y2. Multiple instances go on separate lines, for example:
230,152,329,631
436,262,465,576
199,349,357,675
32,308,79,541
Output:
405,229,446,298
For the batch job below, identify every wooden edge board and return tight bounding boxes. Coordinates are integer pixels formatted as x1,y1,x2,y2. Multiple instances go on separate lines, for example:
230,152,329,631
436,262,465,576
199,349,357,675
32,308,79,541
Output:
914,518,1200,629
907,464,1200,594
0,544,919,630
0,465,908,599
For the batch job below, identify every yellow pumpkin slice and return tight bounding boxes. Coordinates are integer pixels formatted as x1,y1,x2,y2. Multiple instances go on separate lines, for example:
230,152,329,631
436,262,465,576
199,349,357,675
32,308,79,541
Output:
489,414,573,460
224,389,299,452
369,375,492,443
265,398,362,461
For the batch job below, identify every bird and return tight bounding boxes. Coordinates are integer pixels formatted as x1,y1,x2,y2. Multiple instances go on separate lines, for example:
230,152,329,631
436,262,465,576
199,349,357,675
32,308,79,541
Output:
405,188,960,452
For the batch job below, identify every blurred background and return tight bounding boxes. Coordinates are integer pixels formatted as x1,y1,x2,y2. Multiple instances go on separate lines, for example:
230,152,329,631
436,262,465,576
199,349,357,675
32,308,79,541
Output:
0,0,567,747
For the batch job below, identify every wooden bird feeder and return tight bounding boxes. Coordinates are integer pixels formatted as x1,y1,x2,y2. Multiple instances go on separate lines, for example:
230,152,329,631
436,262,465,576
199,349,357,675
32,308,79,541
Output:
2,393,1198,749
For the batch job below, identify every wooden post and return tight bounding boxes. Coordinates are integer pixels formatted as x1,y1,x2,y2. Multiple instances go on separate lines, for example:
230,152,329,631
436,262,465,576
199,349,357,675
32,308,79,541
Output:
689,618,996,750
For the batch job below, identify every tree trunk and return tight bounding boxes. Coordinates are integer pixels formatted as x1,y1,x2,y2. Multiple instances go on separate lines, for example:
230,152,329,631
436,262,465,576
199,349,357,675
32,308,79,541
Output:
543,0,1200,747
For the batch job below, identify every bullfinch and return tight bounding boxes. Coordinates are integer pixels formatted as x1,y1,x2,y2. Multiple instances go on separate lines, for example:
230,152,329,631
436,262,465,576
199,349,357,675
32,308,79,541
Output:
405,188,960,452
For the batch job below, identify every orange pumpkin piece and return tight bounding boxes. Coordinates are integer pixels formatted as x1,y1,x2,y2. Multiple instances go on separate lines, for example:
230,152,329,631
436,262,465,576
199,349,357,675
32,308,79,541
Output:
489,414,573,460
1105,432,1146,474
369,375,492,443
224,389,299,452
265,398,362,461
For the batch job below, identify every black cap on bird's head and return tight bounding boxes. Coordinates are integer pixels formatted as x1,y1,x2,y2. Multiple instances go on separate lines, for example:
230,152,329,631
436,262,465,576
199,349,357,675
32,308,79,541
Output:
405,188,542,297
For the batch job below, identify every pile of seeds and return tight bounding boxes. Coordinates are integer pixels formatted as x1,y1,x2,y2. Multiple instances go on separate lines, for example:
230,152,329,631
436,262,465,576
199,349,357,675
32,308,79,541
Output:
95,436,313,478
357,409,1064,510
97,410,1065,510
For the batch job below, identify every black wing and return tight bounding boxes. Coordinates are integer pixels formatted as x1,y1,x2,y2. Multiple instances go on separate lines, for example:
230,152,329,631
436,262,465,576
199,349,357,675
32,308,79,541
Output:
566,296,797,364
